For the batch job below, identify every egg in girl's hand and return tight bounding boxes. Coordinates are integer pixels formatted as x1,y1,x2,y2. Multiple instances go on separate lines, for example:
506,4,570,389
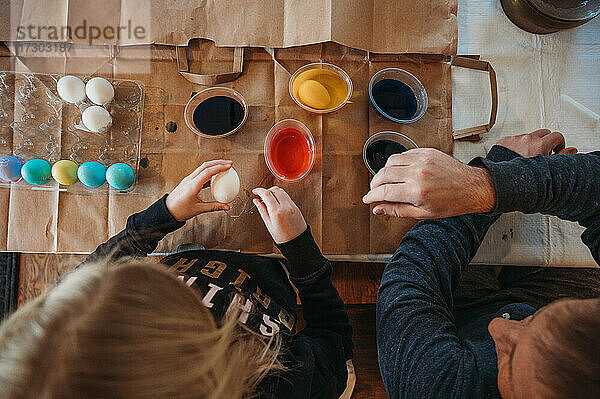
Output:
82,106,112,133
86,77,115,105
57,75,86,104
21,159,52,185
0,155,24,182
211,167,240,203
77,161,106,188
51,160,78,186
106,163,135,190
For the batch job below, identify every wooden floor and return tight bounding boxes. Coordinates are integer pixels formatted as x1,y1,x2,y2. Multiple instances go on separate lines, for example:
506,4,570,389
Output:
18,254,388,397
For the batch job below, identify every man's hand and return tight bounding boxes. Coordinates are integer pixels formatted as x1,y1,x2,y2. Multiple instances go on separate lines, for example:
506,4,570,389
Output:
497,129,577,157
165,160,233,222
252,186,307,244
362,148,496,219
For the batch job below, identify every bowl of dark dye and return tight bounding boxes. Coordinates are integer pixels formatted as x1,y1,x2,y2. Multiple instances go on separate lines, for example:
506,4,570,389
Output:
184,87,248,138
363,131,418,175
369,68,428,124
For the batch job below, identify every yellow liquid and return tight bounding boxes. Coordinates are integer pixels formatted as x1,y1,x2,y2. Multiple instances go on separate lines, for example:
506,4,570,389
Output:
292,69,348,111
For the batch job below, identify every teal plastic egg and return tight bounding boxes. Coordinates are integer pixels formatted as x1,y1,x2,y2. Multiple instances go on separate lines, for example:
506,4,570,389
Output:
77,161,106,188
106,163,135,190
21,159,52,185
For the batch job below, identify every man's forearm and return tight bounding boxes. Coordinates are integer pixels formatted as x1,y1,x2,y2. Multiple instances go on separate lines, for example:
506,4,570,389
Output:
473,151,600,226
466,166,496,214
471,150,600,264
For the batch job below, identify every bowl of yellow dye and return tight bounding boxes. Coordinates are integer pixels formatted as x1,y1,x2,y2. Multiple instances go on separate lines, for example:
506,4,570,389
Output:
289,63,353,114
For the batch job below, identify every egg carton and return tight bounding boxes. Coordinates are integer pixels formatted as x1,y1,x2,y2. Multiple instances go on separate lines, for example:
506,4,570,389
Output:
0,71,143,194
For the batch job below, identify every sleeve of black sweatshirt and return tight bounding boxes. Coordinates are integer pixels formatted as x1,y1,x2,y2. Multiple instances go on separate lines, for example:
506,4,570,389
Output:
83,194,185,264
275,227,353,399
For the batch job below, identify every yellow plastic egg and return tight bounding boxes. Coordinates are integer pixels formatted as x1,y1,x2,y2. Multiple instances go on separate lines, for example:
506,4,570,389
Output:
51,160,78,186
297,79,331,110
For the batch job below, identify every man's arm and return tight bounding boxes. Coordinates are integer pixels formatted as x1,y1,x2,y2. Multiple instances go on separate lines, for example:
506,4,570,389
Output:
366,130,592,397
472,150,600,263
363,128,579,220
376,145,519,398
363,130,600,262
378,214,498,397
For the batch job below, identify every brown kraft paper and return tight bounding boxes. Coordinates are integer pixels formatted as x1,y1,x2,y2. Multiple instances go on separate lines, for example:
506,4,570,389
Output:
0,40,458,255
2,0,458,55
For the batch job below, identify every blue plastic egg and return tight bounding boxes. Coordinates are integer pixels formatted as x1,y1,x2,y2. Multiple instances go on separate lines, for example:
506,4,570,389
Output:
0,156,24,182
21,159,52,185
77,161,106,188
106,163,135,190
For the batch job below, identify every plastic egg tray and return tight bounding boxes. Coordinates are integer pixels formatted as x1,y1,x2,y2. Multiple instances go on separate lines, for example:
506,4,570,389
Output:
0,71,144,194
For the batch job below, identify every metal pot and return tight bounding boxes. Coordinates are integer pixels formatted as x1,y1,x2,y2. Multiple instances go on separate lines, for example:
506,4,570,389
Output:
500,0,600,34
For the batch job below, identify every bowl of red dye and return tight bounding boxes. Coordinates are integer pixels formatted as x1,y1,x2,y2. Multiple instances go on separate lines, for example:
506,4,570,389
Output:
265,119,315,182
184,87,248,138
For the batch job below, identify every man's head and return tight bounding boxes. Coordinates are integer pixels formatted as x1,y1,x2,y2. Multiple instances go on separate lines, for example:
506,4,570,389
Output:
489,298,600,398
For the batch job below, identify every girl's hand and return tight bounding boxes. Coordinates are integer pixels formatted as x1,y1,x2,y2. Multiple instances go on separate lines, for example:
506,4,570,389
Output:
166,160,233,222
252,186,307,244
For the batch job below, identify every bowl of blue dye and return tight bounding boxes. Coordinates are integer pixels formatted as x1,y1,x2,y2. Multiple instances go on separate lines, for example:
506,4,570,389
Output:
369,68,428,124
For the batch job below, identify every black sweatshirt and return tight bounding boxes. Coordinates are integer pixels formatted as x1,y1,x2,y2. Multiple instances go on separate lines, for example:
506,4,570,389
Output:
377,146,600,398
82,200,353,399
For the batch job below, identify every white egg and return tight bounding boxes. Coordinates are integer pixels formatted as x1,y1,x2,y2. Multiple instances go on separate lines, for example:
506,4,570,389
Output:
211,167,240,203
85,77,115,105
57,75,86,104
82,106,112,133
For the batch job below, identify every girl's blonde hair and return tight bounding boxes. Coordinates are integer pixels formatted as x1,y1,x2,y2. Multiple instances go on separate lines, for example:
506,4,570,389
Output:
0,259,282,399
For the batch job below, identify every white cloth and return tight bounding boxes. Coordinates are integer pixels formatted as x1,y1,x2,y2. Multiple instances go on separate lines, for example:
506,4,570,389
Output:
453,0,600,266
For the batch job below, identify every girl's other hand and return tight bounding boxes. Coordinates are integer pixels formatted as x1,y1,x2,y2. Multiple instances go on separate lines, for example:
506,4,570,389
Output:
166,160,233,222
252,186,307,244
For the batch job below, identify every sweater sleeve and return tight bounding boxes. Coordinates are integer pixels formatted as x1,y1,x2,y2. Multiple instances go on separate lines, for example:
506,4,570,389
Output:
376,146,520,398
471,150,600,264
83,194,185,264
275,227,354,398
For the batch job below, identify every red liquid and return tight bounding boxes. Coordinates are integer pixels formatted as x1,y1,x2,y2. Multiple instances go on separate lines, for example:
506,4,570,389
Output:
268,128,312,179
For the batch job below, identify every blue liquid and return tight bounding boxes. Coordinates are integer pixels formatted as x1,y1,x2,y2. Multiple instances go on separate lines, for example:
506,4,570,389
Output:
372,79,418,120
